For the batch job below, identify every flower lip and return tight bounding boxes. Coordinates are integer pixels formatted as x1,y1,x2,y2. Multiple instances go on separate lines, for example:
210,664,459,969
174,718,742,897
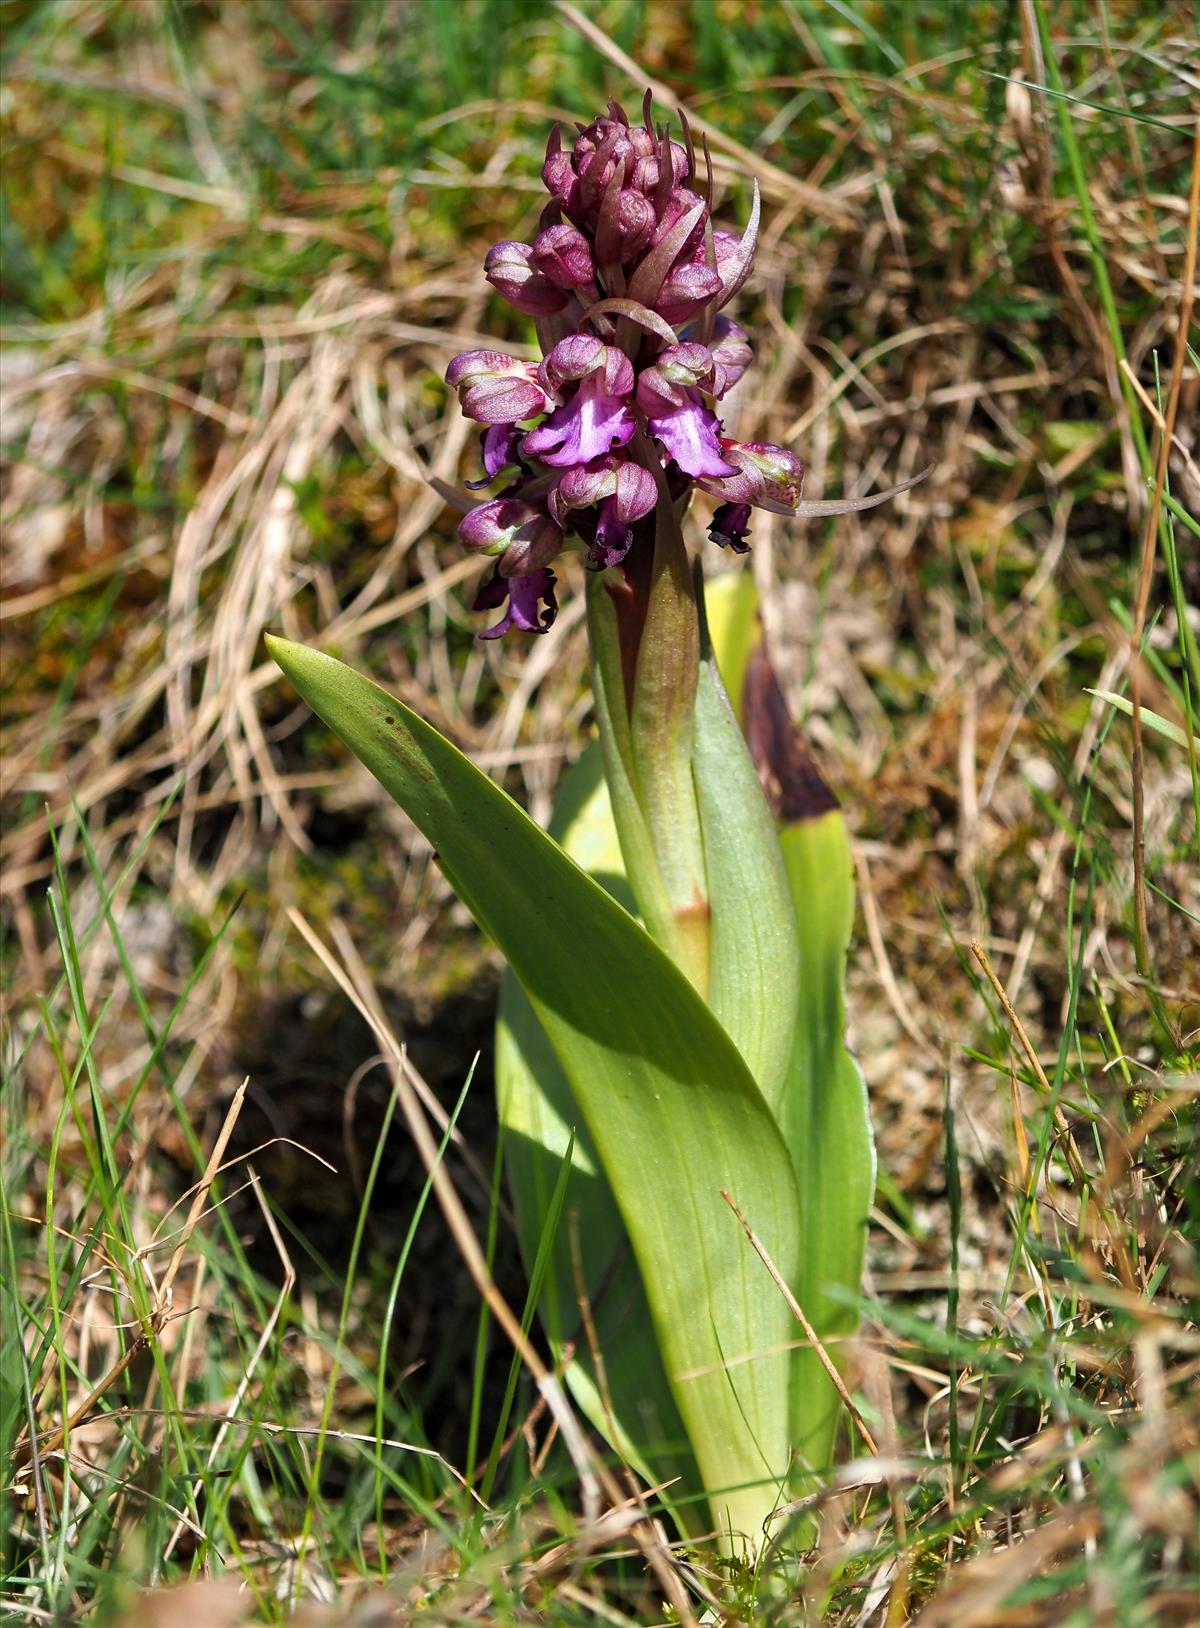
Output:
591,495,637,569
477,424,522,481
525,344,637,468
474,565,558,638
645,399,737,480
708,501,753,553
522,387,635,468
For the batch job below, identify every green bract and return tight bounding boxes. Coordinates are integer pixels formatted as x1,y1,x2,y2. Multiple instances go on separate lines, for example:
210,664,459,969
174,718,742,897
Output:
267,567,874,1554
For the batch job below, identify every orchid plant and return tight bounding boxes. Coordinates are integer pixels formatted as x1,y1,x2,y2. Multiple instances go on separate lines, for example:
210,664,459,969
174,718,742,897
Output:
269,94,918,1554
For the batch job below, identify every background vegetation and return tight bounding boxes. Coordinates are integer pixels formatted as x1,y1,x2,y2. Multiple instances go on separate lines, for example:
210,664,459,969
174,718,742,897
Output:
2,0,1197,1622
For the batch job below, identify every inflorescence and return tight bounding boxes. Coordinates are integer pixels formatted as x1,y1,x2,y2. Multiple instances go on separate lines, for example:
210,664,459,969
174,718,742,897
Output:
445,94,809,637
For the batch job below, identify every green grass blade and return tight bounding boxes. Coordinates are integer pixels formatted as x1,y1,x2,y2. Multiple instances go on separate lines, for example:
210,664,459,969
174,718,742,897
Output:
1085,687,1192,749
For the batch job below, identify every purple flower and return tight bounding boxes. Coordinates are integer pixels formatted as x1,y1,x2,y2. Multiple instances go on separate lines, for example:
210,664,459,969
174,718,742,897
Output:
594,185,655,270
700,441,806,509
637,346,736,479
523,338,635,467
441,93,915,634
459,499,563,577
445,350,549,425
550,455,657,567
474,565,558,638
550,455,661,569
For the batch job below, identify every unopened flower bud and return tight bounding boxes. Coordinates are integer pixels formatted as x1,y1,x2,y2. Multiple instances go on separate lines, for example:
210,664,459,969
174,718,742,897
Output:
576,126,634,218
542,128,581,219
655,259,722,324
650,188,708,249
631,139,689,201
532,224,596,290
706,318,753,396
445,349,550,425
595,186,655,268
485,241,569,315
459,498,563,576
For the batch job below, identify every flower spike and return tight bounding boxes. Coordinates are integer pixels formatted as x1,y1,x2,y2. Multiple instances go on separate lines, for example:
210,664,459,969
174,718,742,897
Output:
443,91,919,635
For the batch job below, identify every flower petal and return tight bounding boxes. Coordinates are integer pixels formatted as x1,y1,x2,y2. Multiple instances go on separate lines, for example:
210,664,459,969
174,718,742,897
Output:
589,496,636,569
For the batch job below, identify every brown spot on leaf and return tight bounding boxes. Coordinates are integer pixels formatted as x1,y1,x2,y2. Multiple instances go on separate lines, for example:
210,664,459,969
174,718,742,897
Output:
742,643,840,823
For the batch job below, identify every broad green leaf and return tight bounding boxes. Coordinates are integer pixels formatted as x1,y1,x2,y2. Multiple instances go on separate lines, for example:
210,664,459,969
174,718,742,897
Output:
267,636,802,1546
495,746,705,1534
779,810,873,1476
704,578,874,1478
693,630,801,1117
703,568,760,729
